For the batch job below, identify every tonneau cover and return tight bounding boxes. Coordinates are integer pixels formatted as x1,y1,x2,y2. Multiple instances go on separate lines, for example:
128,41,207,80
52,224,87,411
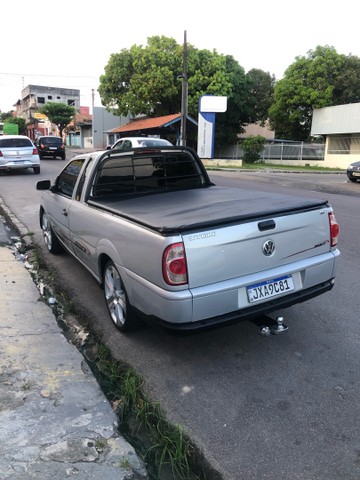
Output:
88,186,328,234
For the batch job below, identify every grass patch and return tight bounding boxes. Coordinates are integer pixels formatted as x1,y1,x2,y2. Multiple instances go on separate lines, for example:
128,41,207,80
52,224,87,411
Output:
208,162,345,172
243,162,344,172
92,346,196,480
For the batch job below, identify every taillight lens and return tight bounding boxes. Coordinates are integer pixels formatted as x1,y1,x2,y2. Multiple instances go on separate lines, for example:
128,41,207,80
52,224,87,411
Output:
329,212,339,247
0,150,3,157
162,242,188,285
33,148,39,155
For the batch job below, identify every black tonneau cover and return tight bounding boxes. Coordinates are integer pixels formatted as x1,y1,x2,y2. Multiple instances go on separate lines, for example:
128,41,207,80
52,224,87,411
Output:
88,186,328,234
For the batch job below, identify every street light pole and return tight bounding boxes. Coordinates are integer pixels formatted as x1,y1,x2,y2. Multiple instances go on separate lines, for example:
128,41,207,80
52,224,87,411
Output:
180,30,188,146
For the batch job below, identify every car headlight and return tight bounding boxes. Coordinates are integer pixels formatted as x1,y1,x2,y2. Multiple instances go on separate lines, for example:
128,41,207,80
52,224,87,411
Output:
348,165,354,170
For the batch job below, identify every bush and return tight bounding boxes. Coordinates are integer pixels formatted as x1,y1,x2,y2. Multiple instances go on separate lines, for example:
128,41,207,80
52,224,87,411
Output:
242,135,266,163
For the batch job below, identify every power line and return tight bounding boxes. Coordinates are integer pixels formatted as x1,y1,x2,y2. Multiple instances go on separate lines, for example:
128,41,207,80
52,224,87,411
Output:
0,71,99,80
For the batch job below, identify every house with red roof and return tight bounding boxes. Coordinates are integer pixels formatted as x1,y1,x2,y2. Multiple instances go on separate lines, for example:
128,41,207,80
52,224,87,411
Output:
105,113,198,148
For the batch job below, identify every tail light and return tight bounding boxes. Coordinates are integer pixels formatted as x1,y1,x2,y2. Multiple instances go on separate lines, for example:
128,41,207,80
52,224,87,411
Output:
33,148,39,155
0,150,3,157
328,212,339,247
162,242,188,285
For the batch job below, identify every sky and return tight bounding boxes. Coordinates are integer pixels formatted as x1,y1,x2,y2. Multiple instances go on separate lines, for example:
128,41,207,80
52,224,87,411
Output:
1,0,358,113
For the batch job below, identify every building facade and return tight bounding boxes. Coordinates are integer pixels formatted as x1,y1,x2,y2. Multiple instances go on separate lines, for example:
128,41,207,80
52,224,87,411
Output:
18,85,80,140
311,102,360,169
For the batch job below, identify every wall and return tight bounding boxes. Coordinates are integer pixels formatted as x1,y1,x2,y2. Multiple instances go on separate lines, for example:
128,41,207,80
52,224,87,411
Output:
323,137,360,169
92,107,130,149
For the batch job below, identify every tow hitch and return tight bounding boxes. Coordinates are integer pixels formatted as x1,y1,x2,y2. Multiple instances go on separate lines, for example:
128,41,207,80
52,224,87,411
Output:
252,316,288,336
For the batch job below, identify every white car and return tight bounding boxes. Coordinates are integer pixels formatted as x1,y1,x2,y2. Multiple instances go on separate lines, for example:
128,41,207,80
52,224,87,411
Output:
109,137,172,150
0,135,40,174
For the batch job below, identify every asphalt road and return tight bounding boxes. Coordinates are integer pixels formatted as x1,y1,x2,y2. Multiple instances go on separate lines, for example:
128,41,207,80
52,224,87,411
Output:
0,152,359,480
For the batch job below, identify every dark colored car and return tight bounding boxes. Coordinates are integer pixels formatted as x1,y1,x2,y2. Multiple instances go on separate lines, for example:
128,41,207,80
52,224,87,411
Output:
346,161,360,182
36,136,66,160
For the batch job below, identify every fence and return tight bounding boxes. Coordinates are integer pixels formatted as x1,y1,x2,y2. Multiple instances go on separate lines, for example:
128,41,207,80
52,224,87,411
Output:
261,142,325,161
216,142,325,162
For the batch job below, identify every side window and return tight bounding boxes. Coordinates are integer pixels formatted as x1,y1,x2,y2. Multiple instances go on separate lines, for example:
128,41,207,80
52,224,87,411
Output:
123,140,132,149
55,159,85,197
75,158,93,200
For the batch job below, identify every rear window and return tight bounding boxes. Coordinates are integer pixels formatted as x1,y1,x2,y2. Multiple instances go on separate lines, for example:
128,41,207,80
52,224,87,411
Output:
139,139,171,147
0,137,32,148
41,137,63,146
91,152,208,197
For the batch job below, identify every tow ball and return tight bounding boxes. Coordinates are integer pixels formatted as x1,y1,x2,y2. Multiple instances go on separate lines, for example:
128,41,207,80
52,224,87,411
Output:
260,316,288,336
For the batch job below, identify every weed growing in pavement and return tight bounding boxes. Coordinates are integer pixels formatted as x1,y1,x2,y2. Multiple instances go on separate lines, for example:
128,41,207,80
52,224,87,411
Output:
21,382,32,391
118,458,132,470
30,244,48,271
95,437,107,451
93,346,194,480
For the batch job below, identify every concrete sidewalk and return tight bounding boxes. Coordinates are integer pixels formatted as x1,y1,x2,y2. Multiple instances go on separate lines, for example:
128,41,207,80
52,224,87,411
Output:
0,222,148,479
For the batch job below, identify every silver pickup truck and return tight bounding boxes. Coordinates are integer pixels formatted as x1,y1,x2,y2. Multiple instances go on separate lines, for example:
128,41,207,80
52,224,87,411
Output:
36,146,340,333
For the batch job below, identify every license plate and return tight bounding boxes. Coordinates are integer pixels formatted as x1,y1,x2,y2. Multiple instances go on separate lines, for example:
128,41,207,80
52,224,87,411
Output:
247,275,294,303
49,147,57,150
353,172,360,177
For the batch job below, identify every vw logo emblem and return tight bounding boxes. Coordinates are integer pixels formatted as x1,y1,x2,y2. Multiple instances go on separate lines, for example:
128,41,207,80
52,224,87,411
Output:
263,240,275,256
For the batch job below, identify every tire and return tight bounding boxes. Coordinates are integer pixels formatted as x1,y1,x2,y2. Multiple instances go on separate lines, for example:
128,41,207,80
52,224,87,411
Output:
61,154,66,160
33,166,41,174
103,260,138,332
41,211,63,254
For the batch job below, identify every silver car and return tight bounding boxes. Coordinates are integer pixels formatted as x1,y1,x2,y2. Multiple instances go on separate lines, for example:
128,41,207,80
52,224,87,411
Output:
109,136,172,150
0,135,40,174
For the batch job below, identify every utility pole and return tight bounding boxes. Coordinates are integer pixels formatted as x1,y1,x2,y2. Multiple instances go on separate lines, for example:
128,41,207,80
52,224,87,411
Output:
180,30,188,146
91,88,95,113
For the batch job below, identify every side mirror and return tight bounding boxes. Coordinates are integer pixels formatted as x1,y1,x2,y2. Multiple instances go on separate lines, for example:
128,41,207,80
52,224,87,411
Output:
36,180,52,190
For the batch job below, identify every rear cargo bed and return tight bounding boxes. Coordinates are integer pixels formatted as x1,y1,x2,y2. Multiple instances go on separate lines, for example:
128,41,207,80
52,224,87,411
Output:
88,186,329,234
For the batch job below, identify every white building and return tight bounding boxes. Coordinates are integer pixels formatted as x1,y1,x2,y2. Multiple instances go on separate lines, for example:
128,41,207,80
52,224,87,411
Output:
311,102,360,169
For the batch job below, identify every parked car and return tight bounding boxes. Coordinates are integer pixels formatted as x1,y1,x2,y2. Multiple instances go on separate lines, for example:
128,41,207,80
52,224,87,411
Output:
35,136,66,160
36,146,339,333
346,160,360,182
108,137,172,150
0,135,40,174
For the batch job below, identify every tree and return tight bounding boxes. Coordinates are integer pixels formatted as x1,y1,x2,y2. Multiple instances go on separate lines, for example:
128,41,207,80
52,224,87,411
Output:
98,36,269,146
333,55,360,104
244,69,275,125
39,102,76,139
268,45,360,141
98,36,182,117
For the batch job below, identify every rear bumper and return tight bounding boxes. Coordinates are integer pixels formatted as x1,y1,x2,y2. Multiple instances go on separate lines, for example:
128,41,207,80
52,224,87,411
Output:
140,278,335,332
0,160,39,170
125,250,339,332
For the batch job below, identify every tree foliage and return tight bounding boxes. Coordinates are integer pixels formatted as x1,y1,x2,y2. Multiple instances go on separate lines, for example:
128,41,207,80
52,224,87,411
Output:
242,135,266,163
39,102,76,138
268,45,360,140
245,69,275,125
99,38,360,144
98,36,273,145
